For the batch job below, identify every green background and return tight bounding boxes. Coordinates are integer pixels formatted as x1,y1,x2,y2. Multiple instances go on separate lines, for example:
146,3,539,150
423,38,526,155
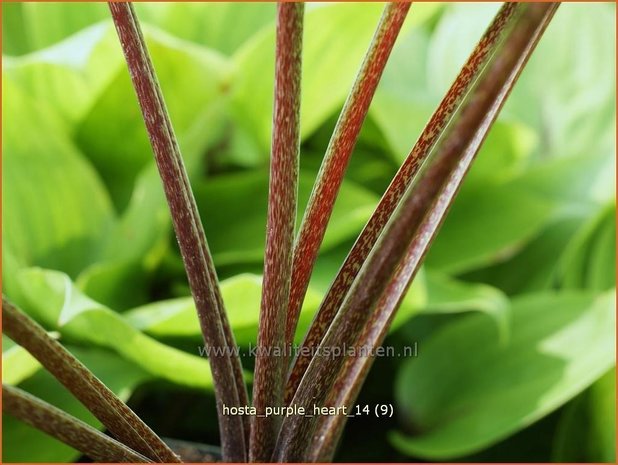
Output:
2,2,616,462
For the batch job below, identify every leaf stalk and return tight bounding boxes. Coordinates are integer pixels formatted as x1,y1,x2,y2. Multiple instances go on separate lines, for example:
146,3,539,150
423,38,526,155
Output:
250,2,304,462
108,3,249,460
2,297,179,462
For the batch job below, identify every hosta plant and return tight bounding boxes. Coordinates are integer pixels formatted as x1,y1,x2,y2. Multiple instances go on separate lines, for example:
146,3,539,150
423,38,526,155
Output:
2,1,615,463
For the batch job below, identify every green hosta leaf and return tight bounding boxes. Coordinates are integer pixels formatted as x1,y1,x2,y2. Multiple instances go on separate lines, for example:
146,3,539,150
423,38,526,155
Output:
505,3,616,161
464,121,537,186
587,206,616,291
231,3,441,153
3,24,123,126
2,336,42,386
423,271,510,342
2,3,30,56
425,181,554,274
467,217,587,295
426,152,609,274
369,28,431,160
126,274,322,345
2,346,150,463
1,2,109,56
2,79,114,283
232,2,380,152
75,26,230,209
426,3,501,97
553,367,616,462
371,24,538,184
390,269,429,331
392,289,616,459
74,160,204,312
427,4,615,164
16,268,214,390
76,101,227,311
125,268,425,347
559,201,617,291
374,98,537,192
3,27,229,311
134,3,276,55
195,170,378,266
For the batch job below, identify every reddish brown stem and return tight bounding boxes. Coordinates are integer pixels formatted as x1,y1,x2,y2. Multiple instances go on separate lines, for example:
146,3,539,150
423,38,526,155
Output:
285,2,522,403
108,3,248,460
2,297,179,462
250,3,304,462
3,384,152,463
273,4,559,461
309,6,559,460
286,2,411,344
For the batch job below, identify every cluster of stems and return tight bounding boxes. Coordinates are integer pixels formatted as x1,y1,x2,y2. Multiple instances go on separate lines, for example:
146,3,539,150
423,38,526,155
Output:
3,2,559,463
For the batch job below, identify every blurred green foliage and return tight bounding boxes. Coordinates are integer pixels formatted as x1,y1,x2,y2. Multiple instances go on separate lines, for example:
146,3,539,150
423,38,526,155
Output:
2,2,615,462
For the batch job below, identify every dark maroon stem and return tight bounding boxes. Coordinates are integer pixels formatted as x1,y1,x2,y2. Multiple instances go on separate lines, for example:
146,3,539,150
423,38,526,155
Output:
285,2,411,344
2,297,179,462
285,1,521,404
108,3,248,461
274,4,559,461
3,384,152,463
250,3,304,462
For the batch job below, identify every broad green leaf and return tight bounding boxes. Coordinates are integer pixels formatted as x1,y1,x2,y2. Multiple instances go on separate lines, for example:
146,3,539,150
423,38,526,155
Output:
2,79,114,282
467,217,587,295
426,3,501,97
426,152,609,274
369,28,431,160
2,337,42,386
3,24,123,126
390,269,429,331
1,2,109,56
506,152,611,212
76,102,228,311
553,367,616,462
125,268,425,347
2,346,150,463
427,4,615,164
423,271,510,342
505,3,616,161
2,3,31,56
464,121,537,187
587,206,617,291
2,27,229,311
559,201,616,291
195,170,378,266
333,147,397,196
231,3,441,153
425,181,554,274
134,3,276,55
392,290,616,459
232,3,380,151
75,26,230,209
126,273,322,345
370,24,538,185
16,268,214,390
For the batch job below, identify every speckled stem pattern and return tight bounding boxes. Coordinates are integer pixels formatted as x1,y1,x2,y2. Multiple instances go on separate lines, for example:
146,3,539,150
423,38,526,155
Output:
309,5,559,460
285,1,520,404
2,297,179,462
250,3,304,462
3,384,152,463
274,3,559,461
286,2,411,345
108,3,248,461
